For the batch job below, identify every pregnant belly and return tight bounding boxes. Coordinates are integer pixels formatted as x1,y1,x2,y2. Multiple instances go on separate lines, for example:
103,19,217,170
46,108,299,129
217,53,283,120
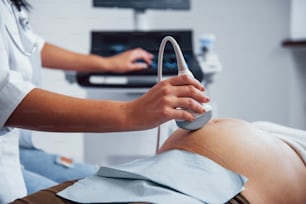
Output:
159,118,306,203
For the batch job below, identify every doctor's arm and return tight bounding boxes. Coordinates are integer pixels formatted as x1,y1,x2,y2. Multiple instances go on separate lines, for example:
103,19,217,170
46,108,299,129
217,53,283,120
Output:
40,42,154,73
5,75,207,132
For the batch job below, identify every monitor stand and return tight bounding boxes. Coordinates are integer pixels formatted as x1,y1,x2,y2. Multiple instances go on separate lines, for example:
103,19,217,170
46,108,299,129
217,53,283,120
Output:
133,9,149,30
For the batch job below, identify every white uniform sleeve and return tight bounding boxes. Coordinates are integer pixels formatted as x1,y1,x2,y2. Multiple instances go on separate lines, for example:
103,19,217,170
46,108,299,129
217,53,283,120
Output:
0,29,35,134
35,33,45,52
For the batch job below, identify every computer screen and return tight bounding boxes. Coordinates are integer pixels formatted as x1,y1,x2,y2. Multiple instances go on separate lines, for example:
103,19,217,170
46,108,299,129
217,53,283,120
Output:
91,30,193,55
91,30,194,74
76,30,204,88
93,0,190,11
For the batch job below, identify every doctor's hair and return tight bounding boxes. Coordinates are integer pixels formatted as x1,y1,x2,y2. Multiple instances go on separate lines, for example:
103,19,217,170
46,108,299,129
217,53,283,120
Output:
11,0,31,11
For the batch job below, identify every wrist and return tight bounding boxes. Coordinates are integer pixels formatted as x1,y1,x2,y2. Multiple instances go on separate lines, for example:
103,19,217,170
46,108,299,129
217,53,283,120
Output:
121,101,141,131
87,54,110,72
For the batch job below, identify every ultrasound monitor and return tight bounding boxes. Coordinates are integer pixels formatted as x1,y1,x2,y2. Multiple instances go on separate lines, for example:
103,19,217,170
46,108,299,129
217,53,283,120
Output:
76,30,204,88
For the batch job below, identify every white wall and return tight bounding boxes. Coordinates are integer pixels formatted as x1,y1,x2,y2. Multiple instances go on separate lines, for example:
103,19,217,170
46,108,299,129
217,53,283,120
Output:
146,0,292,126
28,0,304,163
291,0,306,39
288,0,306,130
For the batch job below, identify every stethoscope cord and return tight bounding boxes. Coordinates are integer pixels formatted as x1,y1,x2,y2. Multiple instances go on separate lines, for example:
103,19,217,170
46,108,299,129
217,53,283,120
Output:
4,0,37,56
5,25,37,56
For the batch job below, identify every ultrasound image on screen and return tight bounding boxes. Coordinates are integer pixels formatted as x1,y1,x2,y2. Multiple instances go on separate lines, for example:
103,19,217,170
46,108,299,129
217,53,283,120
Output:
91,30,194,74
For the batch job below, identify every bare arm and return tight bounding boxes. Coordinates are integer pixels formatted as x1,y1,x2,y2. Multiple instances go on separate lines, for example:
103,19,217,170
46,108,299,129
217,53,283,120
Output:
5,88,129,132
41,43,153,73
5,75,208,132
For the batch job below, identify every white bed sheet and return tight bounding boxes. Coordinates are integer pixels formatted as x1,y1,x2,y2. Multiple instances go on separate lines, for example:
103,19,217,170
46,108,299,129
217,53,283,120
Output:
253,121,306,165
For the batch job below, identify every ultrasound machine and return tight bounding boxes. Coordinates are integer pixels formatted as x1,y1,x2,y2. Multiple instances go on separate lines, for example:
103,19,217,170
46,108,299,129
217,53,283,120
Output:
76,30,204,88
76,30,207,166
75,0,208,166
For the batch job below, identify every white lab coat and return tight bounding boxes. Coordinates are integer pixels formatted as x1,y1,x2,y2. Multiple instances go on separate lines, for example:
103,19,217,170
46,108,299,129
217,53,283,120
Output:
0,0,45,202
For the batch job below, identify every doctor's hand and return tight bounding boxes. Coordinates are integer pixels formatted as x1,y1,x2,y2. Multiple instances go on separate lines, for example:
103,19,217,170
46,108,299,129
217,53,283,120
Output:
125,75,210,130
104,48,154,73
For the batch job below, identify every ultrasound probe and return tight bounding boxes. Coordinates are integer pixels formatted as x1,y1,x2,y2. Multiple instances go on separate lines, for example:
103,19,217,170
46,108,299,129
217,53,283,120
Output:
155,36,212,153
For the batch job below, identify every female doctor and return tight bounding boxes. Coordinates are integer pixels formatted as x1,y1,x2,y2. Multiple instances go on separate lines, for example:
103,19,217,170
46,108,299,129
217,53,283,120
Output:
0,0,208,202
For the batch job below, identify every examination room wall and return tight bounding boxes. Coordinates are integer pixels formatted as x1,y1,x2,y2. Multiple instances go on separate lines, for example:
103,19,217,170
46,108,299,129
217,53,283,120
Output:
27,0,304,162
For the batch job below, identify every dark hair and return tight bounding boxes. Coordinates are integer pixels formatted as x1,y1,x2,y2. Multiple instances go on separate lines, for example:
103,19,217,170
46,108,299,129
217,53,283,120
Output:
11,0,31,11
